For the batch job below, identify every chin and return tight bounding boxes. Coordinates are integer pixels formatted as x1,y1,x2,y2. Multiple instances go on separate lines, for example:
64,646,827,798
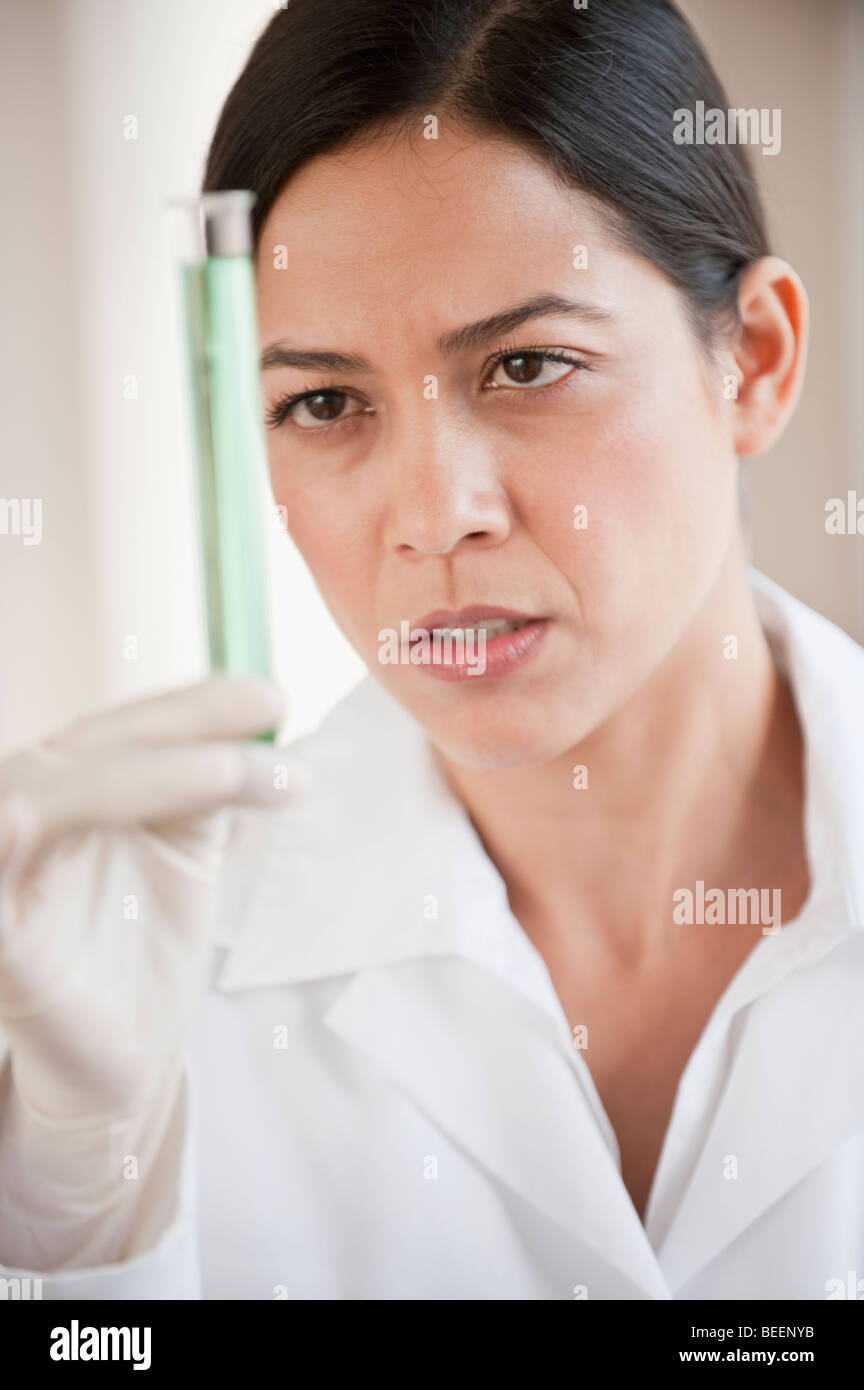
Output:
423,706,587,772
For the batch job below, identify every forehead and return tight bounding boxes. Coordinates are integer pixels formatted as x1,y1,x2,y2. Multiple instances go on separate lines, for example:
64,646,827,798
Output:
254,126,662,349
259,127,600,252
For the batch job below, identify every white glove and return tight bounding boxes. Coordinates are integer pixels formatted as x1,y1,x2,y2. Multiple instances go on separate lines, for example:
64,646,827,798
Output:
0,674,305,1271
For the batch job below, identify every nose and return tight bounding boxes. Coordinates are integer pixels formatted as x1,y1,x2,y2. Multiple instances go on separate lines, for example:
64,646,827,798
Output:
383,414,512,557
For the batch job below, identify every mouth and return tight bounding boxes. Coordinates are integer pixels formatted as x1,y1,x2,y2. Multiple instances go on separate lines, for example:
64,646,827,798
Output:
409,606,540,639
404,606,549,682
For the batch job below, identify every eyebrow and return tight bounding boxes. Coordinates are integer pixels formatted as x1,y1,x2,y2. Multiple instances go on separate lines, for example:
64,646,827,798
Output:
259,293,617,372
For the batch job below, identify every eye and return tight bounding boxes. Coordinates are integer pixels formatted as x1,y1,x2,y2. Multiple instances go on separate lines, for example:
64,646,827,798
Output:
485,349,586,391
265,388,369,432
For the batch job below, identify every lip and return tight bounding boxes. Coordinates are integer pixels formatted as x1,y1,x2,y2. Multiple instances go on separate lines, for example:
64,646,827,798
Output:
405,605,550,683
409,605,537,633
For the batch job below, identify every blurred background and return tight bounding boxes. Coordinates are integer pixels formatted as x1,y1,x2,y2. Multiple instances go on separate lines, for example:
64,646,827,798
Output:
1,0,862,752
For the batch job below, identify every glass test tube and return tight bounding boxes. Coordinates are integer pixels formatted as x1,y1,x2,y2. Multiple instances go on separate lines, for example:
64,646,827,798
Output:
165,191,276,741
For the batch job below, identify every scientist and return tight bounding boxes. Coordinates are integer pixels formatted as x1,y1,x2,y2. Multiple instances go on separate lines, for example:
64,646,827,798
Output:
1,0,863,1300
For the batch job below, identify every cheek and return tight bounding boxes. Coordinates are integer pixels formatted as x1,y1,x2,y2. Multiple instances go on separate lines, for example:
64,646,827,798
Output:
522,369,735,627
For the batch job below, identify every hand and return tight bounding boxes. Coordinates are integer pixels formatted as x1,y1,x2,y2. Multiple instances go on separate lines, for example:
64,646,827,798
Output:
0,674,304,1125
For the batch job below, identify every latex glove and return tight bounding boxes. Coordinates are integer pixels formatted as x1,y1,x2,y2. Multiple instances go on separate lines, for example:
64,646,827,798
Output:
0,674,303,1125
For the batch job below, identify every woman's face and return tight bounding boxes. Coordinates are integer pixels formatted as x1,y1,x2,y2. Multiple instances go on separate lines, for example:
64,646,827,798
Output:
256,126,740,768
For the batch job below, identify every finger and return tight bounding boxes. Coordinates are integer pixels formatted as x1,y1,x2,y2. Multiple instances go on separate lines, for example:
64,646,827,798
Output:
53,675,286,752
8,742,309,847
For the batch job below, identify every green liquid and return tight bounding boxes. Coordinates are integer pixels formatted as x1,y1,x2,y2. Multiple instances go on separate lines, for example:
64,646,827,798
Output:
179,257,276,742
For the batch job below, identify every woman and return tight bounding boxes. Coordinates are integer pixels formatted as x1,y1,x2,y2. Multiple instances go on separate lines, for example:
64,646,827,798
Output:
1,0,863,1300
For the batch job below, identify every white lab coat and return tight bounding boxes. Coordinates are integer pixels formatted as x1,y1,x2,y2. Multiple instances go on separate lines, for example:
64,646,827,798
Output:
2,568,864,1300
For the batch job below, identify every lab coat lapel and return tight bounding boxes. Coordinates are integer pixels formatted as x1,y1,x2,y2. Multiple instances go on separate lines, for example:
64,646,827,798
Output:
323,957,670,1299
215,677,471,988
656,930,864,1291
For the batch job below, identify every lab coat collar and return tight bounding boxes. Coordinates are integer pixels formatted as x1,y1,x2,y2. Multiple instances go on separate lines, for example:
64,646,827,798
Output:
749,568,864,932
215,671,561,1009
653,923,864,1291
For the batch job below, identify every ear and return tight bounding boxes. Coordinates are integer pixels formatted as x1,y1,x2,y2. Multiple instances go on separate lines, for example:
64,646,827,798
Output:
723,256,809,459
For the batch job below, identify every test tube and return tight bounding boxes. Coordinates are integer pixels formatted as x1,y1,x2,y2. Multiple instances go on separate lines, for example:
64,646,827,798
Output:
165,191,276,741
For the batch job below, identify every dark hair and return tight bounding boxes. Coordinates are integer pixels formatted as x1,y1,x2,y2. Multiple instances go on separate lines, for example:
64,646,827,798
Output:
203,0,770,347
